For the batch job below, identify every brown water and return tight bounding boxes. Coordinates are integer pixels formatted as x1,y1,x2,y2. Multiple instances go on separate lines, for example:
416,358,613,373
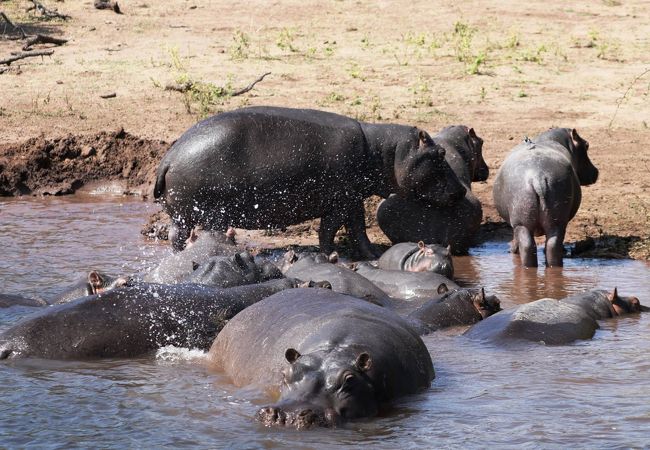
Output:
1,196,649,448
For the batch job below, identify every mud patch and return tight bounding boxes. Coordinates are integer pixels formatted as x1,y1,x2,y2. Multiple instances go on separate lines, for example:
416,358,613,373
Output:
569,235,650,260
0,129,170,196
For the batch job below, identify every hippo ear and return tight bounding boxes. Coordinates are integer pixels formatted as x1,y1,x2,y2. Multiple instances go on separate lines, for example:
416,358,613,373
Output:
328,252,339,264
417,241,426,251
418,130,431,149
355,352,372,372
437,283,449,295
468,127,477,138
481,287,486,301
284,250,298,264
225,226,237,240
446,245,452,255
192,261,200,271
88,271,104,292
607,287,619,302
187,227,200,245
285,348,301,364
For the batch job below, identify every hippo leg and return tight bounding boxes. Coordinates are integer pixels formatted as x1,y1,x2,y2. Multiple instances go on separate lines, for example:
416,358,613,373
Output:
169,221,192,251
319,212,345,255
544,227,566,267
344,199,379,259
513,225,538,267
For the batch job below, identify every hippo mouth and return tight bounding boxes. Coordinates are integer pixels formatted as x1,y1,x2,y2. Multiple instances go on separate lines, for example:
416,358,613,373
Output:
256,405,339,430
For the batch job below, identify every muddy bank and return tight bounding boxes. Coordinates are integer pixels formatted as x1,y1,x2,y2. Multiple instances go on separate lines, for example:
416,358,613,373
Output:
0,130,170,196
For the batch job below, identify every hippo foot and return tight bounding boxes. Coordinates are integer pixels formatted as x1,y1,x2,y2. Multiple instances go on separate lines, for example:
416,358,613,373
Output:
256,406,337,429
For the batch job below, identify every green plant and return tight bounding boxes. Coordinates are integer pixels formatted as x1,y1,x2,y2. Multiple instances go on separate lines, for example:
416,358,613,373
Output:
229,29,251,60
452,21,475,63
479,86,487,102
346,62,365,80
519,44,547,64
517,90,528,98
468,51,486,75
276,27,299,52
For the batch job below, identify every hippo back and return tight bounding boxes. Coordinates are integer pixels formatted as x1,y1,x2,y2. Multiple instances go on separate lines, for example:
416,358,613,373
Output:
209,288,434,396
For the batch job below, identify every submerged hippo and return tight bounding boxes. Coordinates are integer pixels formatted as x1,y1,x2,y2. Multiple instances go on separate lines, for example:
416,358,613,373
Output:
153,106,466,258
208,288,434,429
352,261,459,300
281,251,392,307
143,227,238,284
186,251,284,288
0,294,48,308
377,241,454,279
493,128,599,267
51,270,129,304
0,278,299,360
464,288,642,345
378,125,489,253
407,288,501,334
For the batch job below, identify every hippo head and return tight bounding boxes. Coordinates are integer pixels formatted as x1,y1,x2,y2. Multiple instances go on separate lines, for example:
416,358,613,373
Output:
408,242,454,278
280,250,338,273
257,347,378,429
438,125,489,182
472,288,502,319
395,130,466,207
88,271,128,295
607,287,642,315
539,128,599,186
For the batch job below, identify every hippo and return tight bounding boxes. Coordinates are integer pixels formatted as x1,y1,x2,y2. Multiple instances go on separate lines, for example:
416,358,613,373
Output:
377,241,454,279
0,278,299,360
153,106,466,258
185,251,284,288
0,293,48,308
377,125,488,254
407,288,501,334
143,227,239,284
51,270,129,304
464,288,642,345
493,128,599,267
207,288,434,429
352,261,459,300
281,251,392,307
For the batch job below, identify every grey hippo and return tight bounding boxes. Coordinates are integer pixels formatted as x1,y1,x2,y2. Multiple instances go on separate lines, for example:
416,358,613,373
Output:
378,125,489,254
377,241,454,279
493,128,598,267
207,288,435,429
153,106,466,259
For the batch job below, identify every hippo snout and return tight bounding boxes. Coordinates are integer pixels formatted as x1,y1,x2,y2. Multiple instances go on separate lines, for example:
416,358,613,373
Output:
256,405,338,429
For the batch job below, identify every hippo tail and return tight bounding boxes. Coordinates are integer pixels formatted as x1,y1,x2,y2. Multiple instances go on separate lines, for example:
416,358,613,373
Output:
530,176,551,212
153,163,169,202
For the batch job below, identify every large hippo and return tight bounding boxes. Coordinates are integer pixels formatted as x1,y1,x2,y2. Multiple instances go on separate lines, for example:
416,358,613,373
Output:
377,125,488,254
0,294,48,308
153,106,466,258
0,278,299,360
377,241,454,279
143,227,238,284
208,288,435,429
51,270,129,304
464,288,642,345
407,288,501,334
281,251,392,307
352,261,459,300
493,128,599,267
186,252,284,288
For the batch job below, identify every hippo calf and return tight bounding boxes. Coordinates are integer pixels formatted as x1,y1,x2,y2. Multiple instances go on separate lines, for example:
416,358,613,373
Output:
51,270,128,304
153,106,466,258
378,125,489,254
377,241,454,279
281,251,392,307
352,261,459,300
0,293,48,308
186,251,284,288
493,128,598,267
0,278,299,360
464,288,642,345
208,288,434,429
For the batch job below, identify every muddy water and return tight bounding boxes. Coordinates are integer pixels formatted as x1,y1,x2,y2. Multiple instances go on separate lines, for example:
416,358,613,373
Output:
1,196,649,448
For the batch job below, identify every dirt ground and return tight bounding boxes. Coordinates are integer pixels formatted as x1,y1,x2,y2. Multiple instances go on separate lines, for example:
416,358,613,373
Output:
1,0,648,259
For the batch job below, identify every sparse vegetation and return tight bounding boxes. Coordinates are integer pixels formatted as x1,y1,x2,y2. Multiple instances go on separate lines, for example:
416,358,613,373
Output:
229,29,251,61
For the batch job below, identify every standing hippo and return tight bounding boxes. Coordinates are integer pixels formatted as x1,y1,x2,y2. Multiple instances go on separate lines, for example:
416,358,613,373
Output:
50,270,129,304
377,125,488,254
407,288,501,334
153,106,466,258
281,251,392,307
377,241,454,279
208,288,434,429
0,278,299,360
186,252,284,288
493,128,599,267
464,288,642,345
352,261,459,300
143,227,238,284
0,294,48,308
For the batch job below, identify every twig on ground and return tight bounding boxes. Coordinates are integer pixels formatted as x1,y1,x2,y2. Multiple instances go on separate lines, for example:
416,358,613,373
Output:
1,11,27,39
608,67,650,129
22,33,67,50
230,72,271,96
94,0,121,14
164,72,271,96
100,92,117,98
26,0,70,20
0,49,54,65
